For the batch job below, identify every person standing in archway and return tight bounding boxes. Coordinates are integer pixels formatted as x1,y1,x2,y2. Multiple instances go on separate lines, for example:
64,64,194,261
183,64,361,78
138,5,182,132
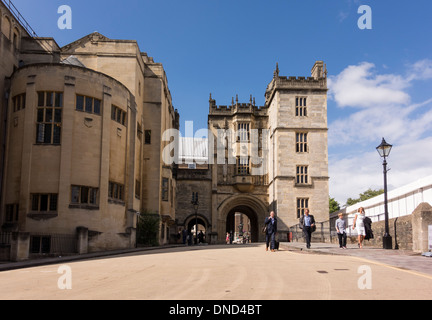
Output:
265,211,278,252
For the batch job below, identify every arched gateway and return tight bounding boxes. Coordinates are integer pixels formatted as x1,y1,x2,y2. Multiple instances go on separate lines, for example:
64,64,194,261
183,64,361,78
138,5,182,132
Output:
217,194,268,243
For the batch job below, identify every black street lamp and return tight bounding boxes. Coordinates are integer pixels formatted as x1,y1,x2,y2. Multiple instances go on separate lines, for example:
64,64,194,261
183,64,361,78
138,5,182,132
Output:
191,192,199,245
376,138,393,250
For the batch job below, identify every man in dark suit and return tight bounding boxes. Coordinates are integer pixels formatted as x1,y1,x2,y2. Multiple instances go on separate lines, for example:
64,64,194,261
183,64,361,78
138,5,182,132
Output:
265,211,278,252
299,209,316,249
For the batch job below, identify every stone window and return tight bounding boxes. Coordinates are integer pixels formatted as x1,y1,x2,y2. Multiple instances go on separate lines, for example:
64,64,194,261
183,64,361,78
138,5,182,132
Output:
161,178,169,202
145,130,152,144
237,157,250,175
13,28,20,50
36,91,63,145
108,181,124,202
111,105,127,126
30,236,51,254
137,123,143,141
5,203,19,222
297,198,309,218
76,95,101,115
296,165,308,184
296,97,307,117
31,194,58,212
135,180,141,199
12,93,26,112
296,132,308,153
70,185,98,206
1,16,11,40
237,122,250,142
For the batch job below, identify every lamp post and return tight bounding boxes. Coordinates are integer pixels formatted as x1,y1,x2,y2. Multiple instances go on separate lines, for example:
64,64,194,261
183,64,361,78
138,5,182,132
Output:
376,138,393,250
191,192,199,245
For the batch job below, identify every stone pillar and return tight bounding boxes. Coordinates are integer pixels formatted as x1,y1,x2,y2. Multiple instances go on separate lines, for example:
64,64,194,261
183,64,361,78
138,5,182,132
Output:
76,227,88,255
10,232,30,262
98,85,112,223
412,202,432,253
126,227,136,248
208,232,218,245
125,96,137,229
58,76,76,217
18,75,38,229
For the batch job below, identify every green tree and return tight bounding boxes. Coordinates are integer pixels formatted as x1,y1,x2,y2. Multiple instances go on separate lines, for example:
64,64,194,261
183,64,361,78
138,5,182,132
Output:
329,197,341,214
345,188,384,207
136,212,160,246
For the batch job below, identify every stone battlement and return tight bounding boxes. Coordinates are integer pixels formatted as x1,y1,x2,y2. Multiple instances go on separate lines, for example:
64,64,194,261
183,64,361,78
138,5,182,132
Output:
209,94,268,116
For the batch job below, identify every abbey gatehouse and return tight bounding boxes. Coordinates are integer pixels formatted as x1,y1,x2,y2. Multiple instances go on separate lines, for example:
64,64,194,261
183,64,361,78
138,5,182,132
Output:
0,0,328,258
175,62,329,244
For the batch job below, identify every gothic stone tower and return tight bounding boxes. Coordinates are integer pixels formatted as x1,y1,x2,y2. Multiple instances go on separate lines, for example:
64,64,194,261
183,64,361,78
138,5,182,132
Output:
207,93,269,243
266,61,329,231
177,61,329,244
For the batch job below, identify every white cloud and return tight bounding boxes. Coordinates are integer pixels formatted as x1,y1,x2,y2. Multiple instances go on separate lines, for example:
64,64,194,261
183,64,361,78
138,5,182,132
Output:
330,136,432,205
329,98,432,147
407,59,432,81
328,62,411,108
328,60,432,205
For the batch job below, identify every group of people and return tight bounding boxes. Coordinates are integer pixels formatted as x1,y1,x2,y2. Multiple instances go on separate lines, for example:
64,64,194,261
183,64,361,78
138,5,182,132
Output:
225,232,251,245
181,229,205,246
264,209,316,251
336,207,373,249
263,207,373,251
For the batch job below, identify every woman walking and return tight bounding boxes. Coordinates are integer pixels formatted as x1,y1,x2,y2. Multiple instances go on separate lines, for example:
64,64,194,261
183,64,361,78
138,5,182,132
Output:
353,207,366,249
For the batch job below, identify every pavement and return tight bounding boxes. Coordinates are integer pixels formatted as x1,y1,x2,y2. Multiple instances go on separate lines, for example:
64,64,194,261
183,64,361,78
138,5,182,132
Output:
0,244,185,272
280,241,432,276
1,241,431,276
1,243,432,300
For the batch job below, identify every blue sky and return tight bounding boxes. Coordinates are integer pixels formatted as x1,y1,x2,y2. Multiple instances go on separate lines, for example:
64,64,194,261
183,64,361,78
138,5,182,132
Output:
11,0,432,204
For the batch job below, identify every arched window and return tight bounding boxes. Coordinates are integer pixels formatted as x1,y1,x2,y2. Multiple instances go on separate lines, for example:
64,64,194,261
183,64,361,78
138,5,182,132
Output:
13,27,20,49
1,16,11,40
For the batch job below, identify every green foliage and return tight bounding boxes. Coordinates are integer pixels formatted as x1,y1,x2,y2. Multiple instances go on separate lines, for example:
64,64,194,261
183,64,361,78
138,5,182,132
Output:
345,188,384,206
136,212,160,246
329,197,341,214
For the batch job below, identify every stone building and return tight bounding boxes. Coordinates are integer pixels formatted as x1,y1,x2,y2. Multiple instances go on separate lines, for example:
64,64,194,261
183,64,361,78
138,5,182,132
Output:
0,0,329,258
0,0,179,256
176,62,329,244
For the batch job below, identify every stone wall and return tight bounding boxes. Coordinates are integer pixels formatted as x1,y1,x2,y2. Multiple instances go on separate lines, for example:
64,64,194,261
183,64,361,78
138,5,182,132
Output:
175,168,212,233
290,202,432,253
351,214,413,250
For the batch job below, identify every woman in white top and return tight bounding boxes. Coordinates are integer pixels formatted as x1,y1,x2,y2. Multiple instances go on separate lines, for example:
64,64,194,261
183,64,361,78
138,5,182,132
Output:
353,207,366,248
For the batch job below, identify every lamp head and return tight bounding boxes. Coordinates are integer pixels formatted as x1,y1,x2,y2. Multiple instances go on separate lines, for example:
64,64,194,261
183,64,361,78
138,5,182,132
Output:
376,138,393,158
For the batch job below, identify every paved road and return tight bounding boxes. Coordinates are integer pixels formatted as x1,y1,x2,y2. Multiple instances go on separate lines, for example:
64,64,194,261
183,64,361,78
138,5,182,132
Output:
0,244,431,300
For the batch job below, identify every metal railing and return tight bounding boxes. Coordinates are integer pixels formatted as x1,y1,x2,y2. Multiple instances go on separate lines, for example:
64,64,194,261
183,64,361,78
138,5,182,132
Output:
30,233,77,255
0,232,11,245
289,221,334,243
290,212,387,241
1,0,38,37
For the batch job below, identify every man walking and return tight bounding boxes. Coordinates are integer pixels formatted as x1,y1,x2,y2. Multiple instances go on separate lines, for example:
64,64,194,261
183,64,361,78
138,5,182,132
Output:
300,209,315,249
265,211,278,252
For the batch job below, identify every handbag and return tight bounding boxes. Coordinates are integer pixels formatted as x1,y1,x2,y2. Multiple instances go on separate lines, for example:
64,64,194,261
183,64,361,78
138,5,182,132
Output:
262,225,267,234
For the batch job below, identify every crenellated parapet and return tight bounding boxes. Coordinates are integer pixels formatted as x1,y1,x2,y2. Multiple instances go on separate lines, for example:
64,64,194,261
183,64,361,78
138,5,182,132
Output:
265,61,328,106
209,93,268,117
